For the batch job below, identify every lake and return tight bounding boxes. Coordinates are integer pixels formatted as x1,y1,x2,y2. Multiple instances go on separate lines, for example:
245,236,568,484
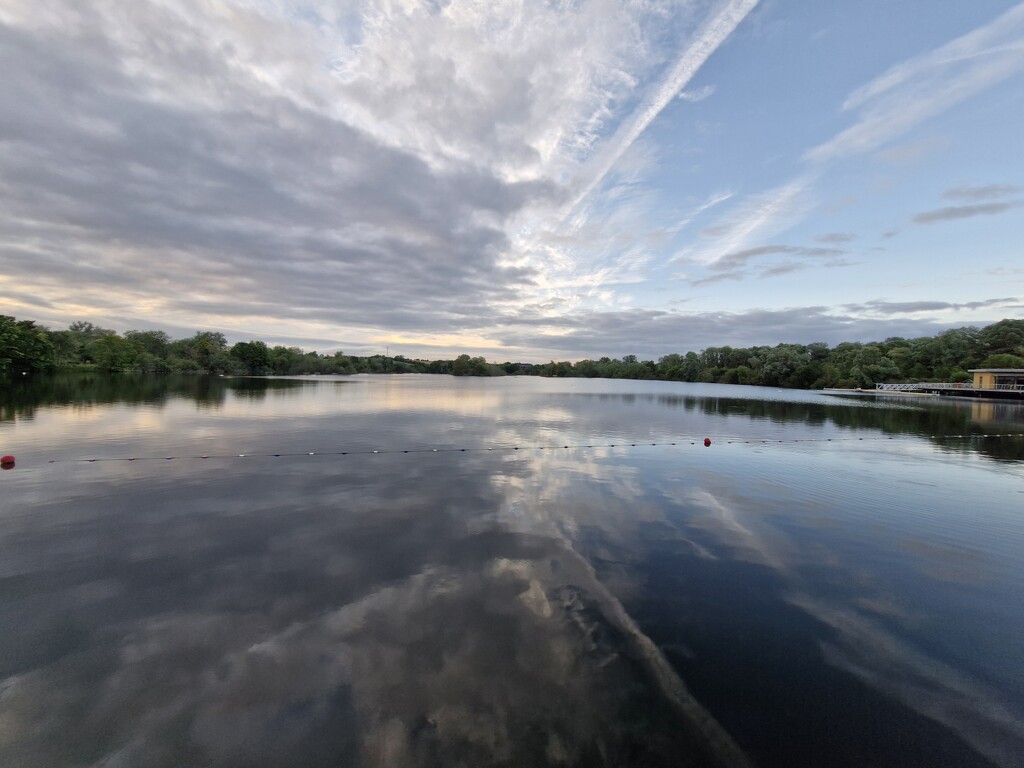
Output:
1,373,1023,767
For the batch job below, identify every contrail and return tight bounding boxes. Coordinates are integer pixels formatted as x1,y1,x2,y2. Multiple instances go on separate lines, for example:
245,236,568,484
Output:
566,0,759,219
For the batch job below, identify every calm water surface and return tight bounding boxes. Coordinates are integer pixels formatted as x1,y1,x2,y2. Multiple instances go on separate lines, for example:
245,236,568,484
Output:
1,373,1023,767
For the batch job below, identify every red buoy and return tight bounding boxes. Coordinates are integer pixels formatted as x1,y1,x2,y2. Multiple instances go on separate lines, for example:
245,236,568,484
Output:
703,438,711,447
1,455,14,469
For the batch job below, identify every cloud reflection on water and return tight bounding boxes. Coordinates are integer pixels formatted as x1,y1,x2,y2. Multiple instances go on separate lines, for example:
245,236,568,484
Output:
0,448,747,767
2,375,1023,767
487,437,1024,766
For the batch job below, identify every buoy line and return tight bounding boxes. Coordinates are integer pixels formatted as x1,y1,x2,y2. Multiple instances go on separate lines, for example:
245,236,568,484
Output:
1,433,1020,470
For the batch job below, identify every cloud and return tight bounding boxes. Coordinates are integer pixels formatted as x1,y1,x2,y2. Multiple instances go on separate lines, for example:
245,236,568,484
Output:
844,297,1021,316
678,84,716,102
712,244,844,271
687,175,816,265
492,303,1016,360
688,3,1024,273
1,1,569,346
1,1,1019,360
874,136,950,165
666,190,734,235
814,232,856,244
912,202,1021,224
0,0,764,356
942,184,1020,201
805,3,1024,164
681,242,848,286
565,0,759,215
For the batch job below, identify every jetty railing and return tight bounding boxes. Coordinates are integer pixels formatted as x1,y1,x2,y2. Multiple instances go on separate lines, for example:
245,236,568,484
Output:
875,383,962,391
875,382,1024,391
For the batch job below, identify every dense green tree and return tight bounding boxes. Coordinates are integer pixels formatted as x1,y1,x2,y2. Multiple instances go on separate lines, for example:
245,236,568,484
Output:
8,314,1024,388
1,316,55,373
752,344,809,387
58,321,118,364
47,330,79,366
69,321,117,339
935,327,982,375
268,346,303,374
979,319,1024,357
978,353,1024,369
92,335,145,372
679,351,701,382
168,331,230,372
231,340,272,374
124,330,171,359
451,354,491,376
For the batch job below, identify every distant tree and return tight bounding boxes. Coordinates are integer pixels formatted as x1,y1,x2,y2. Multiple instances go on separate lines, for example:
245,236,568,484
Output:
979,319,1024,358
8,313,1024,390
885,346,914,379
48,330,79,366
180,331,228,371
1,315,55,373
267,345,303,374
125,330,171,359
978,353,1024,369
62,321,118,364
935,326,983,374
69,321,117,338
92,335,144,372
846,345,900,387
544,360,573,377
680,351,701,382
231,340,272,374
752,344,809,387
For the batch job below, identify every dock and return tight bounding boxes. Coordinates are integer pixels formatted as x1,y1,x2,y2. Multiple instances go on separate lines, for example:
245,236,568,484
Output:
871,382,1024,400
823,369,1024,401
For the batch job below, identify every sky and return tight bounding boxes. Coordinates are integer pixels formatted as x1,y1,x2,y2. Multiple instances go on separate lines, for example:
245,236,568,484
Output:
1,0,1022,362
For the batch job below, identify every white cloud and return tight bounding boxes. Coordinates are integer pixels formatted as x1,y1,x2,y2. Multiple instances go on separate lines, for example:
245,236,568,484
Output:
678,84,717,102
2,0,1020,359
565,0,759,217
682,174,818,266
690,2,1024,272
806,3,1024,164
0,0,763,355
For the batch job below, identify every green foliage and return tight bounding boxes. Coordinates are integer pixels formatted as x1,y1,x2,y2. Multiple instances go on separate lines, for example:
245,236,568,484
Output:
92,335,145,372
230,340,272,374
978,353,1024,369
124,330,170,358
979,319,1024,357
1,316,55,373
451,354,491,376
6,314,1024,389
520,322,1023,389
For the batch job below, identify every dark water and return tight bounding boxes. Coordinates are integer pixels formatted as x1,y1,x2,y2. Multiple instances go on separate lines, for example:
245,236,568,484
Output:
1,373,1023,768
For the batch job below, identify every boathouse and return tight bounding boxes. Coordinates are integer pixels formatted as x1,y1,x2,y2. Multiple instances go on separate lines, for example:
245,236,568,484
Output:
969,369,1024,390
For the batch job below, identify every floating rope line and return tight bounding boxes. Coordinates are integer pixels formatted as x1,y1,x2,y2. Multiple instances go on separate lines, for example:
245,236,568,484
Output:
8,432,1019,467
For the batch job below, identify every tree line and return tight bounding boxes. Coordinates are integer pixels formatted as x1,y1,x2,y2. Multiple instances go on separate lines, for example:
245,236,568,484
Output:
3,314,1023,388
0,317,508,377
